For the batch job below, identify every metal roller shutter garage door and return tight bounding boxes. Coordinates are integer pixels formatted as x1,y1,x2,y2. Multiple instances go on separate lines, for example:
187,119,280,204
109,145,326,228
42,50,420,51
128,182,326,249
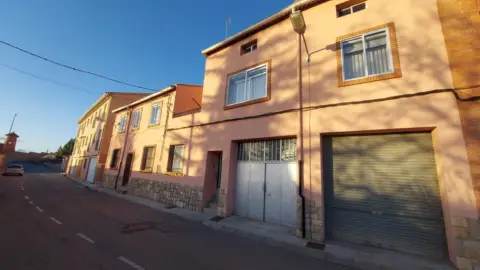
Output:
323,132,447,259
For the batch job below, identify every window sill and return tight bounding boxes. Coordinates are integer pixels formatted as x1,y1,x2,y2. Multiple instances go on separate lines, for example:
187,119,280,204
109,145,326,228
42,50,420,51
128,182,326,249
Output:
117,131,126,134
140,169,152,173
131,127,140,132
164,171,184,177
224,96,270,110
338,70,402,87
148,123,161,128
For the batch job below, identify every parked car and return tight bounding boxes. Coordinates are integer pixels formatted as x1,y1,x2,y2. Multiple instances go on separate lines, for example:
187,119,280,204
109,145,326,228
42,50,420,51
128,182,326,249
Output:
3,164,24,176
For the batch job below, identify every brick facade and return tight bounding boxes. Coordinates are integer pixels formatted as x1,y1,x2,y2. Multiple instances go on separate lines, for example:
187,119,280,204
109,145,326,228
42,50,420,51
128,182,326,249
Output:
437,0,480,213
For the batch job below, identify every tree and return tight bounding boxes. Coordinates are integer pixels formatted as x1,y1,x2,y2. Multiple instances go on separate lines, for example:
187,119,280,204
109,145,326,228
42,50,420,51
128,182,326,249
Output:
56,139,75,156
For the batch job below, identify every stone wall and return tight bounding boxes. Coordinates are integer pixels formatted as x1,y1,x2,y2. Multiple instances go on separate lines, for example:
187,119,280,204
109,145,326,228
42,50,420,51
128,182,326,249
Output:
217,188,226,217
127,178,203,212
453,216,480,269
296,197,324,242
102,174,116,189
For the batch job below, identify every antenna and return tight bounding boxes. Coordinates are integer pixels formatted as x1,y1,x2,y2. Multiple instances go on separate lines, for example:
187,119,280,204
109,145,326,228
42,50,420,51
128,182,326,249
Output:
226,18,232,38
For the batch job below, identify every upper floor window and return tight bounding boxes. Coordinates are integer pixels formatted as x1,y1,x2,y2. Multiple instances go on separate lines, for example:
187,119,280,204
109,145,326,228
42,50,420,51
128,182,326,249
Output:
226,64,268,106
336,22,401,87
149,103,161,125
241,39,257,55
337,1,366,17
117,115,127,133
132,109,142,129
95,129,102,150
341,28,392,80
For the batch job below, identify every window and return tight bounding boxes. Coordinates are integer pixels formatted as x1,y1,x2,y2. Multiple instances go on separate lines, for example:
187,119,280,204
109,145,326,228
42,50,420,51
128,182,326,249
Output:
89,134,93,149
132,109,141,129
238,138,296,162
95,129,102,150
241,39,257,55
337,1,366,17
168,145,184,172
117,115,127,132
226,64,268,106
141,146,155,171
110,149,120,168
92,114,96,128
149,104,161,125
83,158,88,169
341,28,393,81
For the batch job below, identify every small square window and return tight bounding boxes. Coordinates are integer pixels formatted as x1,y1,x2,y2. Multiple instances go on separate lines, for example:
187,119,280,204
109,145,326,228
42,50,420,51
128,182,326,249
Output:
241,40,258,55
337,1,366,17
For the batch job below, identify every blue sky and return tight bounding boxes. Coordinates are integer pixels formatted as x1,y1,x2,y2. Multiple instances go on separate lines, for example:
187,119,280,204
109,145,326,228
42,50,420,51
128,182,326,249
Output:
0,0,291,152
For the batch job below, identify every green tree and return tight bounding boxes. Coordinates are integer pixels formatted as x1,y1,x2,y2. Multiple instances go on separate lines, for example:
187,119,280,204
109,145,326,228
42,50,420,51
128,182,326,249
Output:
57,139,75,156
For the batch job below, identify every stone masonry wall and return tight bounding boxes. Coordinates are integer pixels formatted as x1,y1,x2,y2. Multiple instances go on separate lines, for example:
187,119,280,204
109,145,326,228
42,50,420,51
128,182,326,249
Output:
453,216,480,269
296,197,324,242
102,174,117,189
127,178,203,212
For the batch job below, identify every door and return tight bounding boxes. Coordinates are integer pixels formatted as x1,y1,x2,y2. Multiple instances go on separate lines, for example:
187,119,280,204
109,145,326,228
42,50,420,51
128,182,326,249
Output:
235,162,265,221
122,153,134,186
265,163,297,227
323,133,447,259
215,153,222,203
86,157,97,183
235,138,297,227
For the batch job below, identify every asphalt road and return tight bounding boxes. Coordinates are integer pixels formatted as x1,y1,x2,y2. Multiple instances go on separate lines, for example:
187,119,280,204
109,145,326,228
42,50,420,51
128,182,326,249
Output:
0,163,348,270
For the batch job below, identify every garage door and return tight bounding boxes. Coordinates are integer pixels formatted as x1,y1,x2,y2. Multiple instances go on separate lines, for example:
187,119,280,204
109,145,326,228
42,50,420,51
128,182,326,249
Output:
235,139,297,228
323,133,447,259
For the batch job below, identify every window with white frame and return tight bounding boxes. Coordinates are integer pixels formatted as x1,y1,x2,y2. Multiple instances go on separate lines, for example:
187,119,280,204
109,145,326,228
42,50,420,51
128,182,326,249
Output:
341,28,393,80
337,1,366,17
149,104,161,125
117,115,127,132
132,109,141,129
226,64,268,106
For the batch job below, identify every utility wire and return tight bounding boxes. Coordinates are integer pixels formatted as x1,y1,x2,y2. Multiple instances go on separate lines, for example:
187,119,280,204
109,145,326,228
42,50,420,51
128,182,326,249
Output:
0,40,157,92
0,63,98,94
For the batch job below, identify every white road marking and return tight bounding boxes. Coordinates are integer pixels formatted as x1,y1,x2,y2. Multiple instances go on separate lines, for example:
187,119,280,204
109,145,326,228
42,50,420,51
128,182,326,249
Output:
36,206,44,213
29,201,33,205
118,256,145,270
49,217,62,225
25,196,29,199
76,233,95,244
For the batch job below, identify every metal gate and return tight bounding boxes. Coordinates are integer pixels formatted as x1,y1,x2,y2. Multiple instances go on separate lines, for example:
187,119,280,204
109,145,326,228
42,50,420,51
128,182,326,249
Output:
235,138,297,228
323,133,447,259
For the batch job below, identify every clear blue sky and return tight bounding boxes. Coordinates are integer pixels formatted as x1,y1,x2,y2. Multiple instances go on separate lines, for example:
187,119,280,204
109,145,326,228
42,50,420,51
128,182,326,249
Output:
0,0,291,153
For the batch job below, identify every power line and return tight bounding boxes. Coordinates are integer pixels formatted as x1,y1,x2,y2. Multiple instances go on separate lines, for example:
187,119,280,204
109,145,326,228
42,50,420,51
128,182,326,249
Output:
0,63,98,94
0,40,157,92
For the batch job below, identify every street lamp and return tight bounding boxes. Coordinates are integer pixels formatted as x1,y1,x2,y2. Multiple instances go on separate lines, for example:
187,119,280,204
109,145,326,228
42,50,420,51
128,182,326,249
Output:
290,8,306,34
290,6,307,239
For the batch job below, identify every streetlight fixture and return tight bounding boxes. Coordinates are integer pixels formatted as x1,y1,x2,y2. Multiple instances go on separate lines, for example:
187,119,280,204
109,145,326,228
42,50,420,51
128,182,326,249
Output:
290,8,306,34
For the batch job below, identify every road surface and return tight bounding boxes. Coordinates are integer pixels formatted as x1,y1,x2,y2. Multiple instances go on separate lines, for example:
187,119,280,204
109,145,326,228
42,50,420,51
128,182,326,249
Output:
0,162,348,270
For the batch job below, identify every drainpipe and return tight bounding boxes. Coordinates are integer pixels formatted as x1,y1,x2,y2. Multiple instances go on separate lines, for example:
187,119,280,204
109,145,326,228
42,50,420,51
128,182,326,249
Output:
114,108,132,190
297,32,306,238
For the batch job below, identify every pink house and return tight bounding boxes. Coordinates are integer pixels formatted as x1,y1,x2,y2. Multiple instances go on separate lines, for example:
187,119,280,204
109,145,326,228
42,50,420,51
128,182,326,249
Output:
103,0,480,268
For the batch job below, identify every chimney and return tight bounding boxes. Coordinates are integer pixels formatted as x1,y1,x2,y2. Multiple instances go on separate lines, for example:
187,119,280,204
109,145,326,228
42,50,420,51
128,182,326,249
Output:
4,132,19,153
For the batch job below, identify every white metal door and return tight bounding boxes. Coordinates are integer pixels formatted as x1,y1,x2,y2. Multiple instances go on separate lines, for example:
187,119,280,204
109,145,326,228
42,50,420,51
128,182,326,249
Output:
86,157,97,183
265,163,297,228
235,162,265,221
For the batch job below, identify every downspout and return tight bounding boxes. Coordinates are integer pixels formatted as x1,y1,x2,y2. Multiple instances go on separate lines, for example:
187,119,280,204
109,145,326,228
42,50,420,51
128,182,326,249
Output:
297,32,306,238
114,108,132,190
159,91,175,167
